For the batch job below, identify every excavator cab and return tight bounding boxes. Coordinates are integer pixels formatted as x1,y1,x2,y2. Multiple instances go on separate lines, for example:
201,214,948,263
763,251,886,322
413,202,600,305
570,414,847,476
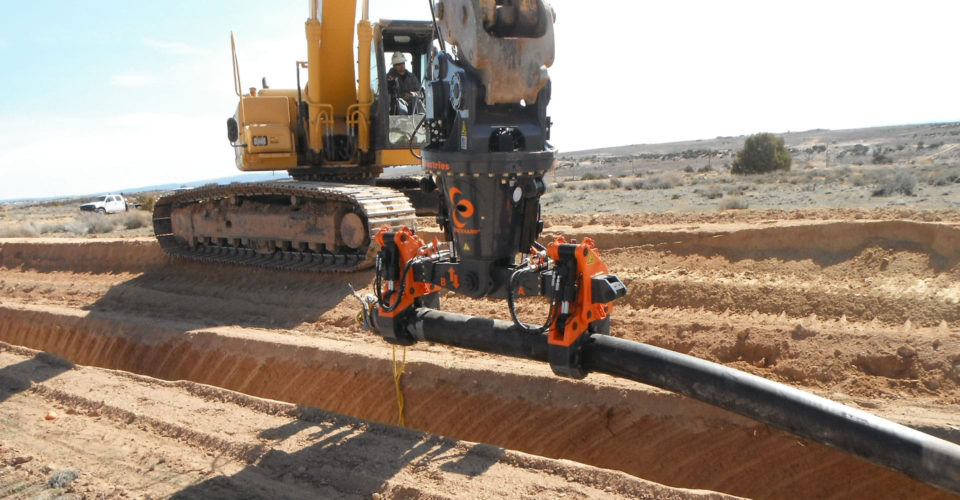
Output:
225,3,438,180
370,20,435,154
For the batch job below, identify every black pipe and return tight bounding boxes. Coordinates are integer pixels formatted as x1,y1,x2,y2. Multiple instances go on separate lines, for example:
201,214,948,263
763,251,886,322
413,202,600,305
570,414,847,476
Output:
406,308,960,494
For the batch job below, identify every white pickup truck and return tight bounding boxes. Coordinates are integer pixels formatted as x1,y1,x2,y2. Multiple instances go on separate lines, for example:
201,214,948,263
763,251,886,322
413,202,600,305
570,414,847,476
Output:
79,194,134,214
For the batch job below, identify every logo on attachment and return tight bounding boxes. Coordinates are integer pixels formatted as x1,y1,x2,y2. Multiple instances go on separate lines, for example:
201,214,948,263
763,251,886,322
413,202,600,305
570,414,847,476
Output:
448,187,475,229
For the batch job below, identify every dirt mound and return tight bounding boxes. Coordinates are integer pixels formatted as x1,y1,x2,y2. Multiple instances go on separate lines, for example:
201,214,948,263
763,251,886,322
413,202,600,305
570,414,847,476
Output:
0,238,164,273
542,207,960,228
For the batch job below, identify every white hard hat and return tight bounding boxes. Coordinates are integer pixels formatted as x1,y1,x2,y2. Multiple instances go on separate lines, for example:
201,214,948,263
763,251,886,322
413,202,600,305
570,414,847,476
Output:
391,52,407,65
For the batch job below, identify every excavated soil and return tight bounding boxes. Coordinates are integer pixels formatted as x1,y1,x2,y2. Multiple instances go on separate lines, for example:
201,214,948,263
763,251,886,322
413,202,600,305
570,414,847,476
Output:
0,344,712,499
1,209,959,499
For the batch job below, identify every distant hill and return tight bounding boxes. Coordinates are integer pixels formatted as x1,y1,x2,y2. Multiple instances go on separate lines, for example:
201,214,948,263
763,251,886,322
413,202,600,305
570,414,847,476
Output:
561,122,960,158
554,121,960,179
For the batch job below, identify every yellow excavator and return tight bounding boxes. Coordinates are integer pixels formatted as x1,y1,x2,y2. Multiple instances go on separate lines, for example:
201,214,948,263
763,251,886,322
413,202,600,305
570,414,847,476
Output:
153,0,441,271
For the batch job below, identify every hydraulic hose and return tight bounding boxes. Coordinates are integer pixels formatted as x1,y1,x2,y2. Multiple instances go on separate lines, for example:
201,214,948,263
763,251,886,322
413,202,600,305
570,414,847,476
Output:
405,308,960,494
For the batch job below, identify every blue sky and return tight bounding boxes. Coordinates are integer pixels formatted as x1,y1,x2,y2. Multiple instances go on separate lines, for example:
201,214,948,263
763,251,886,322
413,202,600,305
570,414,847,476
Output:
1,0,958,199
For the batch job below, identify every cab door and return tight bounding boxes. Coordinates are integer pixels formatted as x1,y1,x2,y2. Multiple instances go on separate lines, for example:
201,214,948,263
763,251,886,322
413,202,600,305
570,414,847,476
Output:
107,196,124,213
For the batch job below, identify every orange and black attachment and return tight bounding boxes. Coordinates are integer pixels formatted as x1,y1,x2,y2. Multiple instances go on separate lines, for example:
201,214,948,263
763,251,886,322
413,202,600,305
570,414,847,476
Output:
545,236,626,378
368,0,625,375
370,227,626,376
373,226,441,345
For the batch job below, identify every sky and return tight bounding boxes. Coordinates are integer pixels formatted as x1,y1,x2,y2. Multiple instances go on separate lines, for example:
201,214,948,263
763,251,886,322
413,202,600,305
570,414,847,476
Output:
1,0,957,200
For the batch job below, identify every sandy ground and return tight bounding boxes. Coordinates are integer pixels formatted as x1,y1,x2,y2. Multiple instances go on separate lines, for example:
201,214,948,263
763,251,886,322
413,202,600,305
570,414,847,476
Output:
1,208,959,498
0,344,720,499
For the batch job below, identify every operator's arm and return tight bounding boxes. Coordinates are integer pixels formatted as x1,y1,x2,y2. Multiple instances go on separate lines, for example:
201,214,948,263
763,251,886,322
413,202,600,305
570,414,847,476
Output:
400,72,420,99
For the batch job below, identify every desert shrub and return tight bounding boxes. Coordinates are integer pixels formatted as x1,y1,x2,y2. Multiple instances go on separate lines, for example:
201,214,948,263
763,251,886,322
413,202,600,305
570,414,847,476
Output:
697,165,714,173
695,186,724,199
872,151,893,165
138,194,157,212
719,197,749,210
644,174,681,190
683,165,695,173
116,210,152,230
580,173,603,181
0,222,40,238
554,181,566,189
66,213,115,235
541,191,567,206
923,169,960,186
624,179,644,190
871,170,917,197
825,166,852,181
38,221,69,234
609,177,623,188
723,185,745,196
731,133,792,174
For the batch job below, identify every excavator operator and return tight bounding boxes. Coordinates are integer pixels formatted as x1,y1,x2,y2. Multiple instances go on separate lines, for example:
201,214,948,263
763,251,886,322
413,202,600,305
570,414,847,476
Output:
386,51,421,115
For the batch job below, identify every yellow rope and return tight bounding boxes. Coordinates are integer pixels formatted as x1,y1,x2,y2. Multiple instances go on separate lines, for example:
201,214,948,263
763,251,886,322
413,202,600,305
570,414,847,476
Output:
392,344,407,427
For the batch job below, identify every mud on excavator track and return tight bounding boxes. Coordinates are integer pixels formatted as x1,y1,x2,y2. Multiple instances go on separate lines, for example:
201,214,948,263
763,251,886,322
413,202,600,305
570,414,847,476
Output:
152,180,416,272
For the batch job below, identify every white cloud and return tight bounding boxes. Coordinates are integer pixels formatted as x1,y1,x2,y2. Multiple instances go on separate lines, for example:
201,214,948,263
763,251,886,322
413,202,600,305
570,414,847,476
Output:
110,73,156,87
143,38,210,56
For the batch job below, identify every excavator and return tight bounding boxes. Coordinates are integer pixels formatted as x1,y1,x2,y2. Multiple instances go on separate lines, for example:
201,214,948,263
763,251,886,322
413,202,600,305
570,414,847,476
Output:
152,0,960,492
152,0,440,271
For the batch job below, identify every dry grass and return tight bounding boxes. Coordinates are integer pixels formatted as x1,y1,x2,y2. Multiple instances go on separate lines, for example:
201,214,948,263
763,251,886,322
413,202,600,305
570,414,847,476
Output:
695,186,724,199
116,211,152,230
719,197,750,210
66,213,116,234
0,221,40,238
871,170,917,197
0,210,153,238
138,194,157,212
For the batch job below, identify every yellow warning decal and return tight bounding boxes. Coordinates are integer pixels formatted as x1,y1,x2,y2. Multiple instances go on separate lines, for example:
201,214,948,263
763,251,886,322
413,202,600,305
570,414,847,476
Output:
586,252,596,266
464,243,471,251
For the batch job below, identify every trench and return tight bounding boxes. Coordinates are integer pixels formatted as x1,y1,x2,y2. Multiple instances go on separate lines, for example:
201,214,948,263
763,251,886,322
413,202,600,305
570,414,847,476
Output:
0,304,950,499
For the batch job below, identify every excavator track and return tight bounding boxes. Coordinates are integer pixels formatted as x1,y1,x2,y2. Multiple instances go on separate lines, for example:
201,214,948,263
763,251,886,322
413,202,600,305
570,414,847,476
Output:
152,180,417,272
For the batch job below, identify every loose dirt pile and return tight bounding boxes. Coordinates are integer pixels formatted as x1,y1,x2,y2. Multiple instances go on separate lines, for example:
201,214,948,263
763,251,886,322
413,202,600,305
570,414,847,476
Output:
1,209,958,498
